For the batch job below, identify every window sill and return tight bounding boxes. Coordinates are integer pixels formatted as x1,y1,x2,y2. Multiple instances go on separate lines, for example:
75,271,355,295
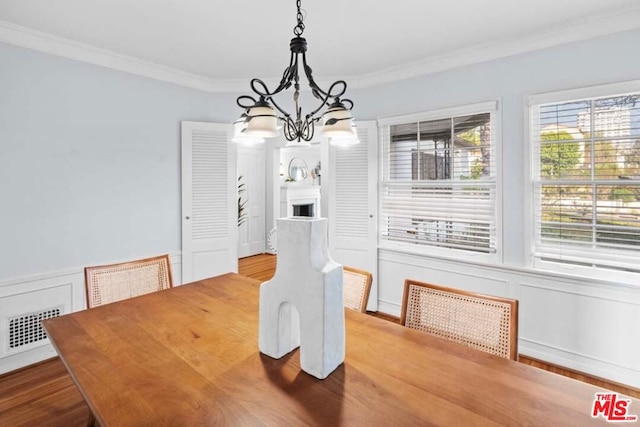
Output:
378,241,499,266
378,244,640,292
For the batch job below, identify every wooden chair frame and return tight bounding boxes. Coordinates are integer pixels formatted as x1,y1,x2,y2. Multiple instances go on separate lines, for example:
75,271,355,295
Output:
400,279,518,360
343,266,373,313
84,254,173,309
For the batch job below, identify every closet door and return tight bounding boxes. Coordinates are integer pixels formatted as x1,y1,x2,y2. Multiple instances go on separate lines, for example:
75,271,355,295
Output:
326,121,379,310
181,121,237,284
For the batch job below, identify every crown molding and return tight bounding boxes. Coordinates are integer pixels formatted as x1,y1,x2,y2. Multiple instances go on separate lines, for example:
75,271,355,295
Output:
2,5,640,94
354,5,640,89
0,20,244,93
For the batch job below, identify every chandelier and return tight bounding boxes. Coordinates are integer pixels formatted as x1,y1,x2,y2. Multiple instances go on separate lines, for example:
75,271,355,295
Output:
234,0,358,146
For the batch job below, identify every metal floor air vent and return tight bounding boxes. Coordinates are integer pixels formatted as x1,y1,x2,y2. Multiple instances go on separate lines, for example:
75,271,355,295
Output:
9,307,62,349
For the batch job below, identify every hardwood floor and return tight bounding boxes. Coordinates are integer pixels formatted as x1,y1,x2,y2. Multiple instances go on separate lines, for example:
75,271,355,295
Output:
0,357,90,427
518,355,639,399
238,253,276,282
1,252,636,426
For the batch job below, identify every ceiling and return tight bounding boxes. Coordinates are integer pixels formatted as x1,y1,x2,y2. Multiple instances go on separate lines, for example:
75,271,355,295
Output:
1,0,640,91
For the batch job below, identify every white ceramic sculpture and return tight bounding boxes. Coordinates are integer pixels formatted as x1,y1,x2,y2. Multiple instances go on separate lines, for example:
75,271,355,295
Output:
258,217,344,379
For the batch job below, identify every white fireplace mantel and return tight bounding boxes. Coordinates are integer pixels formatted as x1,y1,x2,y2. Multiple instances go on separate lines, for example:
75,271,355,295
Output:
280,185,321,218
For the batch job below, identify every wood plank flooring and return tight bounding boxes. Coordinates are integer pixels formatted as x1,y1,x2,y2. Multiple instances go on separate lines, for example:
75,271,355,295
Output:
518,354,639,399
238,253,276,282
0,357,90,427
0,252,636,426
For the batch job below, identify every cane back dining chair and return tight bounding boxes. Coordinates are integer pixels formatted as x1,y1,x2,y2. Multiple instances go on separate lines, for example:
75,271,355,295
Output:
400,279,518,360
84,254,173,309
343,266,373,313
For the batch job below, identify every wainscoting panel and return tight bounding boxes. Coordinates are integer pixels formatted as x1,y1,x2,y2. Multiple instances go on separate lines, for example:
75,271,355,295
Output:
378,249,512,317
520,282,640,386
377,248,640,388
0,270,82,374
0,252,182,374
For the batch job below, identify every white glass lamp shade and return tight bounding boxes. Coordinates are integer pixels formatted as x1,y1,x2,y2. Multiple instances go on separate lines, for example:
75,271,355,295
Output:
320,105,354,138
232,120,265,144
245,104,279,138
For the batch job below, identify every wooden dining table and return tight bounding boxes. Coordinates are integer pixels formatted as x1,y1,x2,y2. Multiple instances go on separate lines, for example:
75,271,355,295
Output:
43,273,634,426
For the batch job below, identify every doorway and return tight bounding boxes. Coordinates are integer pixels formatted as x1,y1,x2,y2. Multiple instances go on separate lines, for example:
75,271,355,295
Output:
237,145,266,258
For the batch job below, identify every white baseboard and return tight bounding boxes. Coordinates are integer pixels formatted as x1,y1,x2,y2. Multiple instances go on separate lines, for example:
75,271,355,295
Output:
519,338,640,389
377,299,401,318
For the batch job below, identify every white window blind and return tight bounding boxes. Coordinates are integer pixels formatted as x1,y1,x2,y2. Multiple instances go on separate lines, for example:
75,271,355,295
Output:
530,86,640,274
380,103,497,254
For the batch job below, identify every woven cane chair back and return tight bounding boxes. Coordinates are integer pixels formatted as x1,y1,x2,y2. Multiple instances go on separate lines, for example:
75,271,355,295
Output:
400,280,518,360
343,266,373,313
85,255,173,309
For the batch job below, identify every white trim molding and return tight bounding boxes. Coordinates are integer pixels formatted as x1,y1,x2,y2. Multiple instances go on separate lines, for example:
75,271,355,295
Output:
377,100,499,127
528,79,640,106
0,20,242,93
355,5,640,89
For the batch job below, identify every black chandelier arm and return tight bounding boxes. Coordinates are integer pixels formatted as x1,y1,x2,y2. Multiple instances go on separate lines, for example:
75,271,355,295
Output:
282,116,299,141
304,95,331,120
249,52,299,100
304,85,347,120
243,78,292,116
236,93,291,127
300,53,324,98
300,117,314,141
271,51,298,95
282,116,315,142
300,52,347,101
266,95,292,121
249,79,276,98
304,93,355,127
236,95,258,109
341,98,354,110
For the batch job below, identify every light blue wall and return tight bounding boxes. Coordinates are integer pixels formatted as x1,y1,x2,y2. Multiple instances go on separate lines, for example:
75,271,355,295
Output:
2,27,640,280
0,42,238,280
355,28,640,267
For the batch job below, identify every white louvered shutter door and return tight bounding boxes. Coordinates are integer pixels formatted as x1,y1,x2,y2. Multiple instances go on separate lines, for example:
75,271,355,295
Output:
181,122,237,283
327,121,378,310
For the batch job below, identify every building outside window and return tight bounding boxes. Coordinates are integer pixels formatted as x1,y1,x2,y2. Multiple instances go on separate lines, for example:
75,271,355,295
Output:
529,82,640,281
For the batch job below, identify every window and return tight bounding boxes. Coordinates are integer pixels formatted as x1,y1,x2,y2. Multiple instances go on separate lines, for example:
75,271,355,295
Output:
379,101,498,255
529,82,640,278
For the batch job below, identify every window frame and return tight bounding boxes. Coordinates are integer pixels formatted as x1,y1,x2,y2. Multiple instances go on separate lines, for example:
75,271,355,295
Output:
378,100,502,263
527,80,640,283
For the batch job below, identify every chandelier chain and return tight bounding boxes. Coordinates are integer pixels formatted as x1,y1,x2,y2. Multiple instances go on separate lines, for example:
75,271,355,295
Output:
293,0,305,36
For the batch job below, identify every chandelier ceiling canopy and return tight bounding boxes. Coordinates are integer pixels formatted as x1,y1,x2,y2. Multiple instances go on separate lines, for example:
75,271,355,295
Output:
234,0,358,146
